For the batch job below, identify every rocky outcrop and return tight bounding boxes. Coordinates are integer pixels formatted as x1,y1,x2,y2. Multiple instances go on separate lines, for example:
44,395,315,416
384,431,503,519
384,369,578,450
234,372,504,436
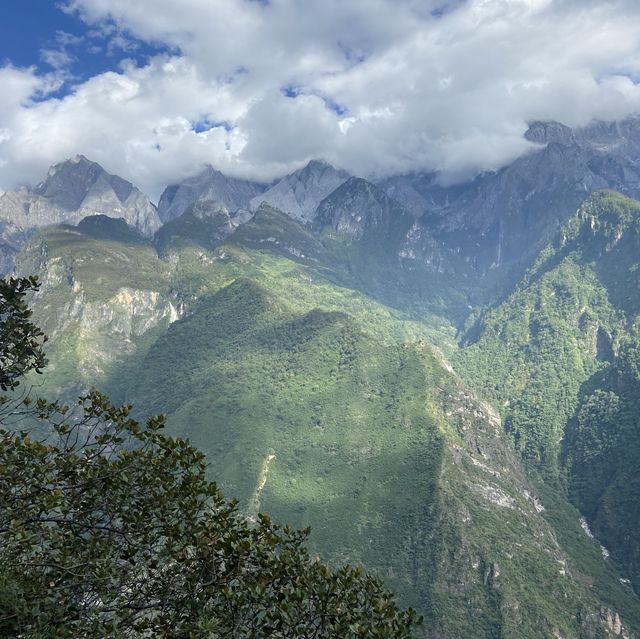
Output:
314,177,413,242
598,608,630,637
33,269,180,392
15,222,179,397
524,120,576,146
158,165,265,222
250,160,350,225
382,116,640,282
0,156,161,273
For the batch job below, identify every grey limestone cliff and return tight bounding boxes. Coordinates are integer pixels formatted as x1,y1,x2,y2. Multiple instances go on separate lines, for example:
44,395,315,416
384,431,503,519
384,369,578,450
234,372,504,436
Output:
0,156,160,272
250,160,350,225
157,165,265,222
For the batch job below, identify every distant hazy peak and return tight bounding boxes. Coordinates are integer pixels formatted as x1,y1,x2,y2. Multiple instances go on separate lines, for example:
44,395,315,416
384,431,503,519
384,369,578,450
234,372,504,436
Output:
574,115,640,154
525,115,640,155
249,159,351,224
302,158,343,172
157,165,265,222
0,156,161,244
34,155,137,210
323,176,402,210
303,158,350,177
339,175,381,193
44,154,89,175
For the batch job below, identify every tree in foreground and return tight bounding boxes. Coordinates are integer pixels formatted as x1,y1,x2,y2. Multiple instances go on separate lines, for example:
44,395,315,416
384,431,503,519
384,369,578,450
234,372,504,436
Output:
0,277,421,638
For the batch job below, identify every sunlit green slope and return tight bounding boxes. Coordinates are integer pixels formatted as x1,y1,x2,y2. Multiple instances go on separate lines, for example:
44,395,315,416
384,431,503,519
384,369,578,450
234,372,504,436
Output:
14,204,640,637
458,189,640,596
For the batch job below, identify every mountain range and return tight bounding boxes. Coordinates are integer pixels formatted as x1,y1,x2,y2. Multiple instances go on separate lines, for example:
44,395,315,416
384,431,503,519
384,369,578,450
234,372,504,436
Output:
5,116,640,637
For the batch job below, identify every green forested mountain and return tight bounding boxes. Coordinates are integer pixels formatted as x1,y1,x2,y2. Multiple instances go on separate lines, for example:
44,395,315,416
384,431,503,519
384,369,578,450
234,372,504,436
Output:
13,189,640,637
458,190,640,599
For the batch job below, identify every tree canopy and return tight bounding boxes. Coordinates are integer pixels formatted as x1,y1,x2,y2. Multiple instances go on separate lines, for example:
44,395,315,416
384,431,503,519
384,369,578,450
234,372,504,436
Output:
0,276,420,638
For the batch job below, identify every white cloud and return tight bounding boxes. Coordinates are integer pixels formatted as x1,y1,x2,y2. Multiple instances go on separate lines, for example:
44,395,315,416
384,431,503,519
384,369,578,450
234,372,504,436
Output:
1,0,640,200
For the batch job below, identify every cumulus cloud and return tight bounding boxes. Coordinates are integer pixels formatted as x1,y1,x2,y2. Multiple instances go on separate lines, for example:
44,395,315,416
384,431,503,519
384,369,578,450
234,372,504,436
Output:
1,0,640,199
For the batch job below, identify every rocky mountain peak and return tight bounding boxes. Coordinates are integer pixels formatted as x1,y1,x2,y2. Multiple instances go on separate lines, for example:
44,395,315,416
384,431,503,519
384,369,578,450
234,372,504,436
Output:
314,176,414,243
249,159,350,225
323,176,397,208
157,166,265,222
524,121,576,147
0,157,161,272
301,158,339,175
34,155,135,211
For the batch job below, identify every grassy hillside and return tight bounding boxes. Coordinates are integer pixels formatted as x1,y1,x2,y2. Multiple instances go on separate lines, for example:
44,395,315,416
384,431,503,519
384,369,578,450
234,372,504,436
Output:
13,201,640,637
124,273,636,638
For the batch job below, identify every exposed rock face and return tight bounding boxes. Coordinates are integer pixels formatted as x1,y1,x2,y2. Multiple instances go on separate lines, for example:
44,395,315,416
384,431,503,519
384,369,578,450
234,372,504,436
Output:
398,219,448,272
50,282,179,391
575,115,640,159
314,177,448,272
382,116,640,280
377,173,433,216
250,160,350,224
1,155,160,237
378,172,475,217
16,226,179,397
524,120,576,146
157,165,265,222
314,177,413,242
599,608,630,638
0,156,160,272
155,200,240,254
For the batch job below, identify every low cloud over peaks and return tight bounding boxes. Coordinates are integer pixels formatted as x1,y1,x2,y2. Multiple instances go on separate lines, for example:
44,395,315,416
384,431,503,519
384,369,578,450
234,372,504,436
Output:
2,0,640,199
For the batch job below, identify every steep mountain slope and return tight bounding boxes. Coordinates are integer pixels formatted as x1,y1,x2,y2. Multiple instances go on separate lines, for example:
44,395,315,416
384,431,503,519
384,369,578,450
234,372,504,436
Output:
0,155,160,241
564,333,640,595
0,156,161,275
315,177,416,243
157,165,265,222
14,207,640,638
382,117,640,297
15,216,176,398
457,190,640,594
126,278,636,639
314,177,472,322
155,199,241,255
250,160,350,224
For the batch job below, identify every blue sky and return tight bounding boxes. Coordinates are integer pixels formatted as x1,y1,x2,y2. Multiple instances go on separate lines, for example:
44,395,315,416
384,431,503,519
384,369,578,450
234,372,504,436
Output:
2,2,84,69
1,1,169,98
1,1,640,200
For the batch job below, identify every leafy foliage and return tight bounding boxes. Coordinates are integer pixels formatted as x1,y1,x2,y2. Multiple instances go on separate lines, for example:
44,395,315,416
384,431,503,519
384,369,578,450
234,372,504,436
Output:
12,198,640,637
0,277,421,638
0,276,47,391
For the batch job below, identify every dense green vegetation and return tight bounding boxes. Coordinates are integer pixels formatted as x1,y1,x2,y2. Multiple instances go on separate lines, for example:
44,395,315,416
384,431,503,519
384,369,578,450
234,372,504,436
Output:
0,276,421,638
458,190,640,598
119,272,639,638
14,199,640,637
458,254,617,470
457,191,640,469
565,330,640,591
